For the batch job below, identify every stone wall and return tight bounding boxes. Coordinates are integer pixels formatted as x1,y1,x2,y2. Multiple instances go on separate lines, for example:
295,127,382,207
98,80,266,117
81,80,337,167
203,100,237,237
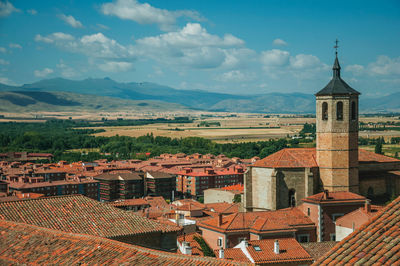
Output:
204,189,235,204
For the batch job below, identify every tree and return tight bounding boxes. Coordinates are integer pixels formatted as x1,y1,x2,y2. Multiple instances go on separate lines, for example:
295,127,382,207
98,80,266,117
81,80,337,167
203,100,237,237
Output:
233,194,241,203
375,141,383,154
193,236,215,257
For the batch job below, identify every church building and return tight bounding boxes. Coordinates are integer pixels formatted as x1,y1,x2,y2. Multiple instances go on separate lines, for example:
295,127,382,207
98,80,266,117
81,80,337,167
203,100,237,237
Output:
244,46,400,211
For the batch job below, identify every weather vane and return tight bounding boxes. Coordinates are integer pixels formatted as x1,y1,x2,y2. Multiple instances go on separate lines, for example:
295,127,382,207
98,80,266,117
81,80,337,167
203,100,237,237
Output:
334,39,339,56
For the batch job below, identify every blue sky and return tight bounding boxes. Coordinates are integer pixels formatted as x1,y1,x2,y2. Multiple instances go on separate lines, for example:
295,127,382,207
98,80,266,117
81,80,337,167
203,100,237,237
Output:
0,0,399,96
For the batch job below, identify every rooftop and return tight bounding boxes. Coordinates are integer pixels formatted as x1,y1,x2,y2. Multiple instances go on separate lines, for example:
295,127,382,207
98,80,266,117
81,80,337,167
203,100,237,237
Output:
0,195,179,238
302,191,366,204
0,219,246,265
315,195,400,265
223,238,313,264
253,148,399,169
198,208,314,234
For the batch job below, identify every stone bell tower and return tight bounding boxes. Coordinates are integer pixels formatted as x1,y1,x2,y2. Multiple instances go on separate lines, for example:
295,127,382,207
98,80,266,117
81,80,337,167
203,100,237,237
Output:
316,40,360,193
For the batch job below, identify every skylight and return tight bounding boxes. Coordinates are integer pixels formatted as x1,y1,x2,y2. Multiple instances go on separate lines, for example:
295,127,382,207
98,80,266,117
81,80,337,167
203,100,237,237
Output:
253,245,261,251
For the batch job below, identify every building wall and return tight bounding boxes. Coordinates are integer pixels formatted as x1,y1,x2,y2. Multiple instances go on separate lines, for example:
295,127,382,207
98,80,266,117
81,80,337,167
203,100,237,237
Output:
320,203,364,241
199,228,226,250
316,95,359,193
276,168,314,209
359,176,387,197
336,225,353,242
246,167,275,211
204,189,236,204
112,231,177,252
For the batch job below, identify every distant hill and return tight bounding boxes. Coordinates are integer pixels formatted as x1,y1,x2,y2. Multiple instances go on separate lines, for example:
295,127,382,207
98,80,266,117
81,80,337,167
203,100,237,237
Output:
0,77,398,113
0,91,190,113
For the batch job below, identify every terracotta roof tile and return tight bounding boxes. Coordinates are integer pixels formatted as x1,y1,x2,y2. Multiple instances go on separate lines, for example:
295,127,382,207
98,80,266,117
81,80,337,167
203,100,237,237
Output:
302,191,366,204
0,195,179,238
315,195,400,265
223,238,313,264
253,148,399,168
198,208,314,234
0,220,247,265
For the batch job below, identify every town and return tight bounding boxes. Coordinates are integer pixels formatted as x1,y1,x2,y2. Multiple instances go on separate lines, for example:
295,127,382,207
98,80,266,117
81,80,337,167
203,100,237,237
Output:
0,0,399,265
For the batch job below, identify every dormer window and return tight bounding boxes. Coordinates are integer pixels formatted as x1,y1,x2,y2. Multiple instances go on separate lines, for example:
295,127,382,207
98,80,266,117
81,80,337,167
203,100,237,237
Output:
336,102,343,120
322,102,328,120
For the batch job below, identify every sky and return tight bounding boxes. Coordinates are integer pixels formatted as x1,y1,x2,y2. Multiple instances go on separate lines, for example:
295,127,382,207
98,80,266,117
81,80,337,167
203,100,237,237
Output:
0,0,399,97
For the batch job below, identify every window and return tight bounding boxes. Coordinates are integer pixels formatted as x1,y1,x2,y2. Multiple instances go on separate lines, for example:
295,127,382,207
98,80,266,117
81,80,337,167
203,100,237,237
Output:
336,101,343,120
351,101,357,120
322,102,328,120
288,189,296,207
330,234,336,241
253,245,261,251
367,187,374,198
297,234,310,243
307,208,310,216
217,237,223,247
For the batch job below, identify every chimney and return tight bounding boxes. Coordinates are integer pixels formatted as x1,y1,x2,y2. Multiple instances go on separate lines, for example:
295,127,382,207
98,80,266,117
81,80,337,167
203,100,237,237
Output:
182,241,192,255
323,190,329,199
365,199,371,213
219,248,224,259
274,240,280,254
217,213,223,227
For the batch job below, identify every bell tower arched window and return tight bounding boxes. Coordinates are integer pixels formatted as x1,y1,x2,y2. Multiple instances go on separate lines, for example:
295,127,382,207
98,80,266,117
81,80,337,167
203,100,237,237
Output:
351,101,356,120
322,102,328,120
336,101,343,120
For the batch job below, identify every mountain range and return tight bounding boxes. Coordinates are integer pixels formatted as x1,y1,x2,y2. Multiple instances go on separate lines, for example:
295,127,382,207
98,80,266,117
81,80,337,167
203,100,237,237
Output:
0,77,398,114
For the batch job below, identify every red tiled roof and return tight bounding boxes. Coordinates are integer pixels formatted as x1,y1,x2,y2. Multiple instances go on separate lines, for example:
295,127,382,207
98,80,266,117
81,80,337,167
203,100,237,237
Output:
315,195,400,265
177,232,206,256
204,202,240,214
223,248,252,263
110,198,149,207
221,184,244,192
198,208,314,234
253,148,399,168
335,205,382,229
0,220,246,265
0,195,179,238
302,191,366,204
223,238,313,264
300,241,338,261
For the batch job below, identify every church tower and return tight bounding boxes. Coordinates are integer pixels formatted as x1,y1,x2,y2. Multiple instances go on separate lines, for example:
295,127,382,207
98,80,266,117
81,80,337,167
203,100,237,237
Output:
316,40,360,193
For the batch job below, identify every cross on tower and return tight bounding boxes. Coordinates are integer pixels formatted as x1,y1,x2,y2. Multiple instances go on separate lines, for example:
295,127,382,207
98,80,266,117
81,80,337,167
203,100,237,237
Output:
334,39,339,55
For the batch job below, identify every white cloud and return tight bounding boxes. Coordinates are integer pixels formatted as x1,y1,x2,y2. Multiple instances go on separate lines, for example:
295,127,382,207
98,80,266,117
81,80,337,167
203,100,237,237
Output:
35,32,135,60
56,61,78,78
137,23,243,48
261,49,290,66
0,76,16,85
98,61,133,72
0,47,6,53
290,54,321,69
96,23,110,30
345,64,364,76
0,59,9,65
27,9,37,15
136,23,246,69
215,70,256,82
9,43,22,49
34,68,54,78
58,14,83,28
0,1,20,17
35,32,75,43
368,55,400,75
273,38,287,46
101,0,204,31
